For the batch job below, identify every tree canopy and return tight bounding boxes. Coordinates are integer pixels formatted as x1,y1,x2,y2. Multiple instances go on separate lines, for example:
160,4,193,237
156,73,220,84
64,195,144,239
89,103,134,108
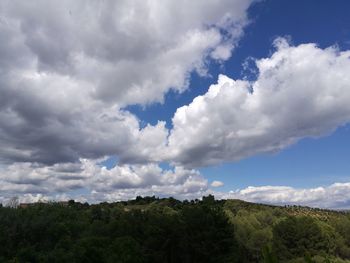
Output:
0,197,350,262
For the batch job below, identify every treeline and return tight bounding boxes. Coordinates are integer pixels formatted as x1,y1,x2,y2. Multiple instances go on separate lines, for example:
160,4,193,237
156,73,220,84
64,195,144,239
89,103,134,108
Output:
0,196,350,262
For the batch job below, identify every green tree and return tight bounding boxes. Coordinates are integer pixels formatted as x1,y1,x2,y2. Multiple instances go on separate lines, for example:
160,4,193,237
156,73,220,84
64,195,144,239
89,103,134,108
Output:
273,217,330,260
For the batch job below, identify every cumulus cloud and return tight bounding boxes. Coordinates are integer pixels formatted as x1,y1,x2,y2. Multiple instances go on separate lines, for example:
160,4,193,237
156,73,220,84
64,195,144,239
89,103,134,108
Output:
211,180,224,187
168,39,350,167
0,0,252,165
0,0,251,105
221,182,350,209
3,159,350,209
0,159,208,204
2,1,350,208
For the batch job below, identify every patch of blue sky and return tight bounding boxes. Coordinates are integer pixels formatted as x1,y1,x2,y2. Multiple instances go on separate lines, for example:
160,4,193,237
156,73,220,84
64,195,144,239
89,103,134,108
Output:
125,0,350,190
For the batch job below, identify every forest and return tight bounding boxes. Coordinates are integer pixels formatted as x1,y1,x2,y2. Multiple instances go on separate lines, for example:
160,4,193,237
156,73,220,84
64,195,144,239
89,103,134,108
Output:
0,195,350,263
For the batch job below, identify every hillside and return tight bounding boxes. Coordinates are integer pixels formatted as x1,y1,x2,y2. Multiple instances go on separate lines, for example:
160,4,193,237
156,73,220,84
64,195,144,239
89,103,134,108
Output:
1,196,350,263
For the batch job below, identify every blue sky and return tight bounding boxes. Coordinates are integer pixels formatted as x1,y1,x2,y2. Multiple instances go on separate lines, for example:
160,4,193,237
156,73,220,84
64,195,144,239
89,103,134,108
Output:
126,0,350,191
201,124,350,190
1,0,350,208
127,0,350,126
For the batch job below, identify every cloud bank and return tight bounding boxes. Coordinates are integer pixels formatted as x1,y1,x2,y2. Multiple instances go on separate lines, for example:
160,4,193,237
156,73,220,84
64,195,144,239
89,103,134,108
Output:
169,39,350,167
0,0,252,165
221,183,350,210
0,160,208,204
1,1,350,208
2,159,350,209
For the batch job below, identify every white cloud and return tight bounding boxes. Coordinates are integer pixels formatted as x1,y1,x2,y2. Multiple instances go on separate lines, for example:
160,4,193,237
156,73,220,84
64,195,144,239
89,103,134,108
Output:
0,0,251,105
211,180,224,187
0,159,209,204
220,182,350,209
0,0,252,166
3,160,350,209
1,2,350,209
168,39,350,167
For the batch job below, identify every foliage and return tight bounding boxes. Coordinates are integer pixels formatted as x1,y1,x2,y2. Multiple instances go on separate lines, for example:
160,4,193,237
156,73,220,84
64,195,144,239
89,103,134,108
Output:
0,197,350,262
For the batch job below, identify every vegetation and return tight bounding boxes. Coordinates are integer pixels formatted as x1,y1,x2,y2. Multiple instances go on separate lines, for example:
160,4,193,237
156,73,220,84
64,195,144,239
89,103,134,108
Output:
0,196,350,262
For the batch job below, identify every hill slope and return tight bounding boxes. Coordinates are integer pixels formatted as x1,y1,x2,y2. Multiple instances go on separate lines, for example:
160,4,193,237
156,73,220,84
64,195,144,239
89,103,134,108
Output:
1,196,350,262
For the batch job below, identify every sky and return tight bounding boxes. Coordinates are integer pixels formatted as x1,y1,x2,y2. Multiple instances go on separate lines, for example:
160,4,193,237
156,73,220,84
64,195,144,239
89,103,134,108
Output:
1,0,350,208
